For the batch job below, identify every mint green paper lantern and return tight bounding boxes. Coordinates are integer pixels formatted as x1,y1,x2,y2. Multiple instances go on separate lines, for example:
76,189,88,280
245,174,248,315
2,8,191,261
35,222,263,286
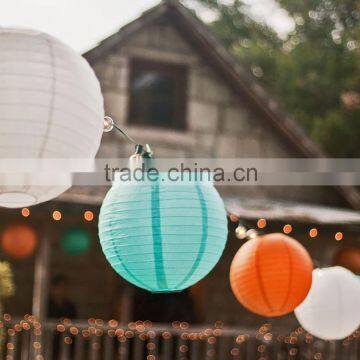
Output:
98,175,228,292
61,228,91,256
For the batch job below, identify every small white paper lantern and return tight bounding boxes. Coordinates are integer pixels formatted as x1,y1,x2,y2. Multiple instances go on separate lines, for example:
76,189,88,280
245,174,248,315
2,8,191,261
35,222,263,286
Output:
295,266,360,340
0,28,104,208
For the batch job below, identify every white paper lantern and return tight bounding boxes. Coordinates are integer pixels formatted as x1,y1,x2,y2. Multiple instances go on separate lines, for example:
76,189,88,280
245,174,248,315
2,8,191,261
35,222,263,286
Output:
295,266,360,340
0,28,104,208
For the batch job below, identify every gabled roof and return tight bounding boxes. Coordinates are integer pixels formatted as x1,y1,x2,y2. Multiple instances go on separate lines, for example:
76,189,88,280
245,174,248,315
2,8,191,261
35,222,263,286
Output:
83,0,360,210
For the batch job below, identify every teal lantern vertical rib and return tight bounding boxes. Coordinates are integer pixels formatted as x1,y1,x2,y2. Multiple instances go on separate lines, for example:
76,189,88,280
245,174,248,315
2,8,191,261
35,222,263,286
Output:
151,182,168,290
175,183,208,289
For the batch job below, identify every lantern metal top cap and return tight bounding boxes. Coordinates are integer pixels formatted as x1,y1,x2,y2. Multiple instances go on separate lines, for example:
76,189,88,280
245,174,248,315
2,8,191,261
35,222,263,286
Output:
134,144,153,158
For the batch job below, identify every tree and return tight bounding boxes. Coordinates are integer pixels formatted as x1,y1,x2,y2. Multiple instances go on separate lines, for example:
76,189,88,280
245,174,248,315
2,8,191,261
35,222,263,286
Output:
188,0,360,156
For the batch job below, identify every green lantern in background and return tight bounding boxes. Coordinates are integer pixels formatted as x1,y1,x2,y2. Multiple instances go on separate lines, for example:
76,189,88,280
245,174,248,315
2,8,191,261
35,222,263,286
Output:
61,228,91,256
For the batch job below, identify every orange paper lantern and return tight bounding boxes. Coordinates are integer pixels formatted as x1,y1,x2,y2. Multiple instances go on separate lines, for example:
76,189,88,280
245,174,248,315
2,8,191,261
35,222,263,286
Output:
230,233,313,317
1,224,37,259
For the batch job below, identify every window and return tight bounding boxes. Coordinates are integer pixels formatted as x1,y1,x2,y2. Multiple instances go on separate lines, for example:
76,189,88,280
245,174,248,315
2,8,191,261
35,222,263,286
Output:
128,59,187,129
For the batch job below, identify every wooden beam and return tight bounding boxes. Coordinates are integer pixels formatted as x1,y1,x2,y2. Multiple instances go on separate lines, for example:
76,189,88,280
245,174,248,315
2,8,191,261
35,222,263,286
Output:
32,227,51,321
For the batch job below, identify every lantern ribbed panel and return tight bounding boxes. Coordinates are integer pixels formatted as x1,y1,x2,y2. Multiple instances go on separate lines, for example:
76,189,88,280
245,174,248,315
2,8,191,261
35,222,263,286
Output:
98,178,228,292
295,267,360,340
0,28,104,208
230,234,313,317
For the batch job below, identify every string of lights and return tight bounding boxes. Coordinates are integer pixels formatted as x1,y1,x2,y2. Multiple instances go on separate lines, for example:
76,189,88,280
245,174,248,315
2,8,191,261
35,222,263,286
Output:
229,214,345,242
18,208,346,241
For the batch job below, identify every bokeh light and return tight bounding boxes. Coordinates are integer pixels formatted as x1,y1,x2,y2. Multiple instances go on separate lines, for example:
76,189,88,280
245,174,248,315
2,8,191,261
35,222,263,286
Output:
52,211,62,221
257,218,267,229
84,210,94,222
21,208,30,217
283,224,292,234
335,232,343,241
309,228,318,238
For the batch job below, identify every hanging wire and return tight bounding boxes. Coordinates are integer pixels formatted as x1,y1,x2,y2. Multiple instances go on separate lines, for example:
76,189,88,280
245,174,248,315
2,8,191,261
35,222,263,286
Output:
103,116,137,144
103,116,153,157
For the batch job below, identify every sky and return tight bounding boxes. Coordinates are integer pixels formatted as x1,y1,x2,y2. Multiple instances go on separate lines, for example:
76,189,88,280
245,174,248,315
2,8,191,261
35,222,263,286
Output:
0,0,294,53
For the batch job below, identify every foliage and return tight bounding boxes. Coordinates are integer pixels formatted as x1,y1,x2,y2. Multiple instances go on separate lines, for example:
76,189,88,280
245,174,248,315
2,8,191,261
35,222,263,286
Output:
0,261,14,354
188,0,360,156
0,261,15,299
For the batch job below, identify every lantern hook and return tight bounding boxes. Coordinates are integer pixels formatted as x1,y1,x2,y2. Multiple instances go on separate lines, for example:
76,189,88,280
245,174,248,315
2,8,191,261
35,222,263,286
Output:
103,116,153,158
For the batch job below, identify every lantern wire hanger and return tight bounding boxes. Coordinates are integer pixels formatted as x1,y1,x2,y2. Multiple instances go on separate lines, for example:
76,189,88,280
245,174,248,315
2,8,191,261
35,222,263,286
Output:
103,116,153,158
